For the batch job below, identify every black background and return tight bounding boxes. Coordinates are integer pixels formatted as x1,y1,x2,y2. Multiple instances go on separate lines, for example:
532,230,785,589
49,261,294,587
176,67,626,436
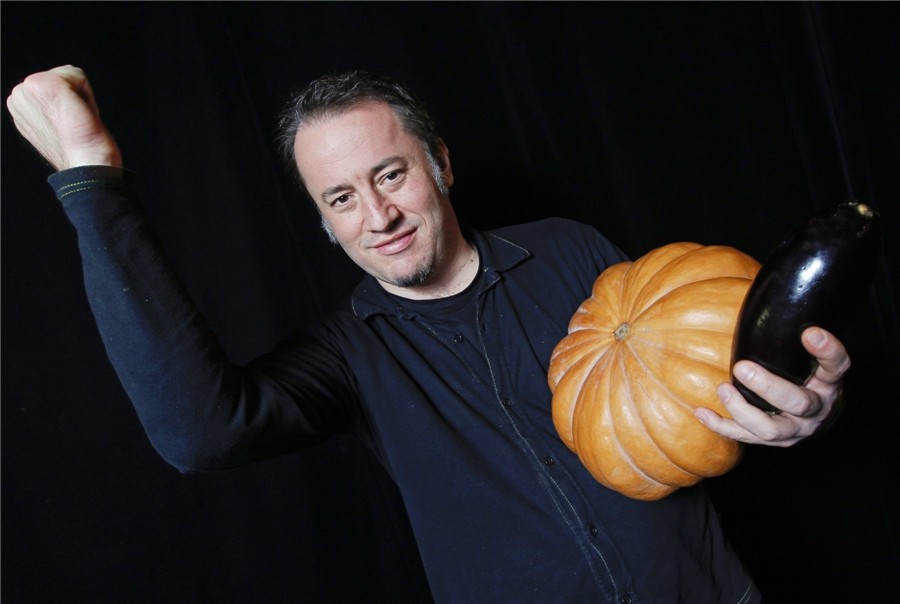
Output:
3,2,898,602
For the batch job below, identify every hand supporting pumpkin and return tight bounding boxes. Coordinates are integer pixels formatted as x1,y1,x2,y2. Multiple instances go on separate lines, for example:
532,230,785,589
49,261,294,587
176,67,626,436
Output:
695,326,849,447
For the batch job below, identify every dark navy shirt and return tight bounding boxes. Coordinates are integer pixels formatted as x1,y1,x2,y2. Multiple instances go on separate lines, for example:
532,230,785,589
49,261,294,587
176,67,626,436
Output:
49,166,760,604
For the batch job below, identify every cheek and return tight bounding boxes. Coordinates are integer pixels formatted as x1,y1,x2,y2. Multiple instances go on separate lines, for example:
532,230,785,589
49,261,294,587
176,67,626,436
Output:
406,185,448,223
324,213,362,243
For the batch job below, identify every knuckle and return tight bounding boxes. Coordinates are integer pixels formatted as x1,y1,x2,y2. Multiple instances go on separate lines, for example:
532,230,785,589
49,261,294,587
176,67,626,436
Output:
755,425,781,442
794,398,817,418
836,356,852,376
22,71,47,87
786,387,823,417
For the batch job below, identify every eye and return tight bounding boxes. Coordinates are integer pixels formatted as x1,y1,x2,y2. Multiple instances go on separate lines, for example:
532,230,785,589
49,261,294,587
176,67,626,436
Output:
331,193,351,207
381,169,405,186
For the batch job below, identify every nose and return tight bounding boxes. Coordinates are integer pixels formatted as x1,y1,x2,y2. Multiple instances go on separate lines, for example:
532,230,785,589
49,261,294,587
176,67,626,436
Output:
361,189,400,232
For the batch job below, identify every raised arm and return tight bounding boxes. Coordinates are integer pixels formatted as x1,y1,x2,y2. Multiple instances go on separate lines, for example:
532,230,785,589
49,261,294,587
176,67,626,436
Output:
7,67,357,471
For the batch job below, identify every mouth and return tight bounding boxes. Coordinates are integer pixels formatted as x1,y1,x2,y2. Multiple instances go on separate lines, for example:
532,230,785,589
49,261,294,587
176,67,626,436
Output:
372,228,416,255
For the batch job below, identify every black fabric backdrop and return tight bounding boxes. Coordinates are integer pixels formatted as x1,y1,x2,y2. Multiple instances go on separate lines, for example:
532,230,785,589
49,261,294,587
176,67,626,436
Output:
3,2,898,602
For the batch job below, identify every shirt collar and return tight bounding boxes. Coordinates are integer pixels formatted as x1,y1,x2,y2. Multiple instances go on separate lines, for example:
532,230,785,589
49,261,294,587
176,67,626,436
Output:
350,225,532,319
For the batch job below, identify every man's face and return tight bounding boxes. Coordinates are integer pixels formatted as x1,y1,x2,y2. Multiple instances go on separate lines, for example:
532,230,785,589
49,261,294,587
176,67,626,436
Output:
293,102,460,297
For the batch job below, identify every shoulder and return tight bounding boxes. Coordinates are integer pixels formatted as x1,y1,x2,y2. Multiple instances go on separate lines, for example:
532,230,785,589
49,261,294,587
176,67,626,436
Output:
473,218,628,300
486,217,628,264
487,217,593,241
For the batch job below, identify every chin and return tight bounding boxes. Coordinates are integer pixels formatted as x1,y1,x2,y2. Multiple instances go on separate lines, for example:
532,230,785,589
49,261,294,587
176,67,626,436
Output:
392,264,435,289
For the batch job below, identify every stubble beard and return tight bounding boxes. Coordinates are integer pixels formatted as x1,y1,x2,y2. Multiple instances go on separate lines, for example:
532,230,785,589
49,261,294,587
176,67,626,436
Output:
391,262,436,289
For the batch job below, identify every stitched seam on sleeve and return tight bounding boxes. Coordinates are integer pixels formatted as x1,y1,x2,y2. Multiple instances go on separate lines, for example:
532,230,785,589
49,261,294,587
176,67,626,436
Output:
56,178,128,199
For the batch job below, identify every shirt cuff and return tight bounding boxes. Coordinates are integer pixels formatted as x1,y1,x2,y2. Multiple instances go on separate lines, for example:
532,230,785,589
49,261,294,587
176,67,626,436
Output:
47,166,135,201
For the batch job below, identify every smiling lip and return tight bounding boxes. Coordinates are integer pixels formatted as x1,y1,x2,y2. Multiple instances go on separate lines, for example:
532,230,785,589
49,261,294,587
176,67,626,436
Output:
373,229,416,255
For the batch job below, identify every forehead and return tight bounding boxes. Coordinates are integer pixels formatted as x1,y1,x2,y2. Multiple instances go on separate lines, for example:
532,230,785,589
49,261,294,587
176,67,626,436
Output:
293,102,419,192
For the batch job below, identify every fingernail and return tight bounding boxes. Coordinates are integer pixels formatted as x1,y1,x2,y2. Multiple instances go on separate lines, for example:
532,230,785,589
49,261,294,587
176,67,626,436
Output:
733,363,754,381
807,328,825,346
717,384,731,403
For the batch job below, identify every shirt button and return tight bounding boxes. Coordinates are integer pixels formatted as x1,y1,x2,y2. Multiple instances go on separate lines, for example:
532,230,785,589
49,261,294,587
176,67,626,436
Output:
619,595,633,604
453,334,464,343
544,456,555,466
589,524,599,536
502,398,512,408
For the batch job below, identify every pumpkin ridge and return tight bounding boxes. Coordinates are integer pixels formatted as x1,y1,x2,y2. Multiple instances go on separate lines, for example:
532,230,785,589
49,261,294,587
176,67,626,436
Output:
623,340,737,476
617,345,701,486
622,244,707,316
552,342,618,447
572,348,621,483
621,341,707,479
628,275,750,325
634,327,733,338
628,331,730,368
625,338,719,416
549,332,615,380
586,348,676,498
549,328,614,364
618,248,679,321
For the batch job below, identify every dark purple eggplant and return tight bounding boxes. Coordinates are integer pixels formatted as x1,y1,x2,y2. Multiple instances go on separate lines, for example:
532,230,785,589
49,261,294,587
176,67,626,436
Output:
731,201,882,413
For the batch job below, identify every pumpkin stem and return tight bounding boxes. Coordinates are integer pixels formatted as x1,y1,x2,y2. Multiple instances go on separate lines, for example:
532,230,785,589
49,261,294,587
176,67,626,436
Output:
614,323,630,341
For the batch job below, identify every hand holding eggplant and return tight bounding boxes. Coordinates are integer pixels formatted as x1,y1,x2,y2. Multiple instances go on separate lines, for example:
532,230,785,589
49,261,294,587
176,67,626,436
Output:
695,326,849,446
694,201,881,446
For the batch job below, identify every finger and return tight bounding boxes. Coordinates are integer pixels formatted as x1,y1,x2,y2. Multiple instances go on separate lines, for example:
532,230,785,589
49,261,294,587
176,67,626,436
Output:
699,382,812,446
6,88,65,167
695,389,799,446
732,361,823,418
52,65,101,116
802,327,850,385
718,382,801,439
50,65,88,89
694,403,761,444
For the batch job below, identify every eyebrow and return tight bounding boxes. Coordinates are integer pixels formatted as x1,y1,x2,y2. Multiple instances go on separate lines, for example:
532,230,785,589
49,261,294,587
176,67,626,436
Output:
319,155,406,203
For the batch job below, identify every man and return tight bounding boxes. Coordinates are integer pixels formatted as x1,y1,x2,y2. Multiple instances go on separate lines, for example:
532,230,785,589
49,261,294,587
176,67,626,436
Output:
7,65,848,603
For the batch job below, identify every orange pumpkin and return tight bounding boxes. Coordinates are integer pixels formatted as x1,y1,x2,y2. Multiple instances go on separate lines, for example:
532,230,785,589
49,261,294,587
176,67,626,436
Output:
548,242,760,501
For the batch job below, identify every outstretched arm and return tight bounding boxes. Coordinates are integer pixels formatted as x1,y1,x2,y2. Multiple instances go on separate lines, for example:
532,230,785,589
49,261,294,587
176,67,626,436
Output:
696,327,849,446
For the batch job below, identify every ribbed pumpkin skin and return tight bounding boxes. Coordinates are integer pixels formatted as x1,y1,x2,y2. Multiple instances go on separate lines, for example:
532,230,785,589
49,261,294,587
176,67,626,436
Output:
548,243,760,501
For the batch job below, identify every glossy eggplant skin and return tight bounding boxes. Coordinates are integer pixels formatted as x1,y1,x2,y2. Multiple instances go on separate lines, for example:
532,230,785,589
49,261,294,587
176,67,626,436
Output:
731,202,882,413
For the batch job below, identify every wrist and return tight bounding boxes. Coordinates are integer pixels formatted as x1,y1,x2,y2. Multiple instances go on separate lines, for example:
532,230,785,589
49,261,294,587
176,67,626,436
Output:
66,146,122,170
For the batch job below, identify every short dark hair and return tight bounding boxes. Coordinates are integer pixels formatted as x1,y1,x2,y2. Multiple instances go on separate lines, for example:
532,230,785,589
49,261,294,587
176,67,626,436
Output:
277,70,443,192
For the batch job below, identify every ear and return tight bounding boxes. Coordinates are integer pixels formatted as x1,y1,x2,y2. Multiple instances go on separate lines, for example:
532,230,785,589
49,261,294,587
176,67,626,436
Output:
435,138,454,188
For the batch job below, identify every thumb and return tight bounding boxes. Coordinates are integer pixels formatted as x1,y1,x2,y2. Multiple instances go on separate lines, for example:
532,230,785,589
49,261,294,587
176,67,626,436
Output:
802,327,851,385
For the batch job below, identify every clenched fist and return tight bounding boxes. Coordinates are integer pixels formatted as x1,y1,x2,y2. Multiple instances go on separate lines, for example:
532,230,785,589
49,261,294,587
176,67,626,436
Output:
7,65,122,170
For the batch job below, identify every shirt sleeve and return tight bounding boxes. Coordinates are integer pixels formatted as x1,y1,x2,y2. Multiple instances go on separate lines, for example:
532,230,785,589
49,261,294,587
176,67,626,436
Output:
48,166,359,472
